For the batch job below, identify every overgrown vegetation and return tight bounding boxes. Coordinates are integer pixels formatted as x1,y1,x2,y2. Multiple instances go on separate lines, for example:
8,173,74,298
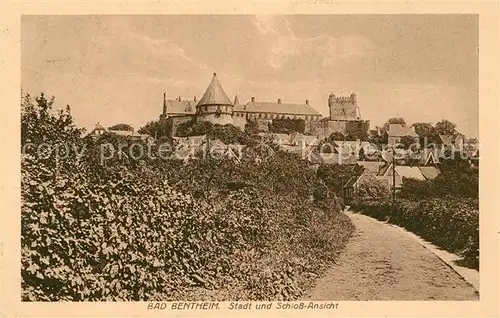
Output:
352,154,479,269
269,118,306,134
21,93,354,301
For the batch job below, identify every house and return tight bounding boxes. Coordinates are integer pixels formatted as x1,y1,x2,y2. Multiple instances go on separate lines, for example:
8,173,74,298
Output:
289,132,320,148
439,134,466,152
259,133,293,146
418,166,440,180
332,140,379,158
87,122,107,138
355,161,386,175
172,135,244,163
378,163,426,189
387,124,419,146
343,172,392,203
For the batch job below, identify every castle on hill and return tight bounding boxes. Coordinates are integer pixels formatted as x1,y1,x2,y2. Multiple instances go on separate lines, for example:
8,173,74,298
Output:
159,73,370,138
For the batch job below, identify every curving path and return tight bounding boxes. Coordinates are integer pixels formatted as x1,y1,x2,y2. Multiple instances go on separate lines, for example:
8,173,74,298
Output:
305,211,479,300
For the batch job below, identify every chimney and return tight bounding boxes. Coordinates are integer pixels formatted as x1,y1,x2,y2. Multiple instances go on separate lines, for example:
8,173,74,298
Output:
194,96,197,102
277,98,282,104
251,96,255,103
178,96,181,101
305,100,309,105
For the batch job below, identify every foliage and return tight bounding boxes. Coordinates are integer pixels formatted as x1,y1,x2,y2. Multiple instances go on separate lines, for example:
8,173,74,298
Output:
351,197,478,269
21,93,84,147
412,122,439,146
345,126,368,141
355,176,390,200
269,118,306,134
399,169,478,200
398,135,418,150
244,119,259,134
316,164,358,195
137,120,172,139
21,92,355,301
434,119,457,136
108,123,134,131
381,117,406,134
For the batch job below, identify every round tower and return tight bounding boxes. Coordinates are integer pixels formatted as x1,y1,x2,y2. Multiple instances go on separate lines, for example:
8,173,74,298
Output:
196,73,234,125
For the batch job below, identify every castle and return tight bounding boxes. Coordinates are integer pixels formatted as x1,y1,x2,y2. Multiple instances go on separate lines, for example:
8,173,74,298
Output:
159,73,369,138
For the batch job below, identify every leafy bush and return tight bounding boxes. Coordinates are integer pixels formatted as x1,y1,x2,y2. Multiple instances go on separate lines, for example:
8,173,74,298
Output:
269,118,306,134
352,197,479,269
355,176,390,200
21,92,355,301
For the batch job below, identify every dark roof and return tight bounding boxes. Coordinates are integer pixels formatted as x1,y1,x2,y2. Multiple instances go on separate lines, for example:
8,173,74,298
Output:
344,175,361,188
166,100,196,114
418,166,440,180
234,94,240,105
356,161,385,175
197,73,232,106
235,101,321,116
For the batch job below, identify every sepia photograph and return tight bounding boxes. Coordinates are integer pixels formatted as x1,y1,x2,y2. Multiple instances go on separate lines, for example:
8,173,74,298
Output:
19,14,482,303
0,4,495,315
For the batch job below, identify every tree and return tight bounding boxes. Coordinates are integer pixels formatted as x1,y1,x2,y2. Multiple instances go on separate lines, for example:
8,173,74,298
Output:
269,118,306,134
316,164,358,195
108,123,134,131
244,120,259,134
138,120,162,138
328,131,345,141
412,122,439,147
434,120,457,136
21,92,84,147
399,135,418,150
356,176,390,200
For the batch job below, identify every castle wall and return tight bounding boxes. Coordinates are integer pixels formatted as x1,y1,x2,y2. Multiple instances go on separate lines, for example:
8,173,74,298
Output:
232,116,247,130
198,113,234,126
307,120,370,140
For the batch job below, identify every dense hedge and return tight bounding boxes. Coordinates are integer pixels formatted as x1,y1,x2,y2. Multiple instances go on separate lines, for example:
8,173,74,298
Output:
351,197,479,269
21,92,355,301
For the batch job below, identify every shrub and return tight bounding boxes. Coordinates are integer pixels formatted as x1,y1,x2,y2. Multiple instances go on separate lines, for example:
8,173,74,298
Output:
353,196,479,269
21,92,356,301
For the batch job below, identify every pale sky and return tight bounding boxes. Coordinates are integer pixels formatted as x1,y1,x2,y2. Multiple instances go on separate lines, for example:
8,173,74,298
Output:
21,15,478,137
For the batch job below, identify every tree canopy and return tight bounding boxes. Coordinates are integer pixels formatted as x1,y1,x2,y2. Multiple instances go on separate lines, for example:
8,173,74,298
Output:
108,123,134,131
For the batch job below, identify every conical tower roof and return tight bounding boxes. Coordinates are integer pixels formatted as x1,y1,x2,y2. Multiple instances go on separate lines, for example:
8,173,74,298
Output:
197,73,233,106
234,94,240,105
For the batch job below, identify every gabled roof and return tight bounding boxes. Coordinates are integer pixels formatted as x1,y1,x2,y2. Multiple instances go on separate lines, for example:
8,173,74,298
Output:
94,122,106,130
418,166,440,180
166,100,196,114
344,175,362,188
356,161,386,175
388,124,418,137
395,166,426,181
289,133,320,146
259,133,293,145
439,134,465,146
197,73,232,106
236,101,321,116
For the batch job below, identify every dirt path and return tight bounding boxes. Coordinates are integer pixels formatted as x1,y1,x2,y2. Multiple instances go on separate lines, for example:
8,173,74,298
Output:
305,211,479,300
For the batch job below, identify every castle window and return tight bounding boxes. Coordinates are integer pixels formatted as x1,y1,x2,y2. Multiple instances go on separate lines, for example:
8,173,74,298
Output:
204,106,208,112
305,115,308,120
